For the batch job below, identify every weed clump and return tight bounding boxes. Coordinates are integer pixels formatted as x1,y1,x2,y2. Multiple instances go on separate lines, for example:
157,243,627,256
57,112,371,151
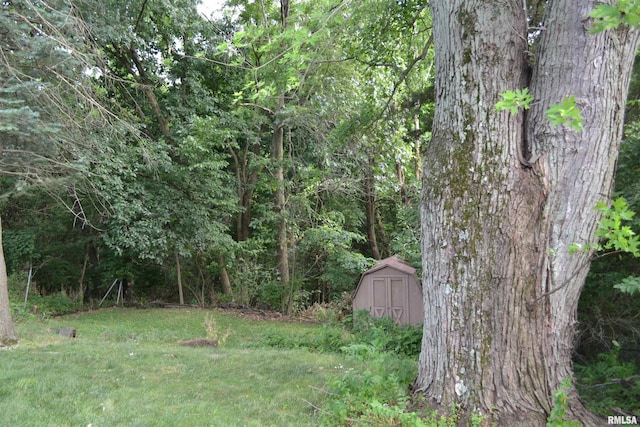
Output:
257,308,426,426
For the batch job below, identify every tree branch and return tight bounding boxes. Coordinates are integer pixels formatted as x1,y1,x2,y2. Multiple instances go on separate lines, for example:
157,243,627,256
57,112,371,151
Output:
369,33,433,125
587,375,640,388
133,0,150,33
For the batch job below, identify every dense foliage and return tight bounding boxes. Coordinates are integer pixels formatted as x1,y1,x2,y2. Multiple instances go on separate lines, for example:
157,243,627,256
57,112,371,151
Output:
1,0,430,312
1,0,639,419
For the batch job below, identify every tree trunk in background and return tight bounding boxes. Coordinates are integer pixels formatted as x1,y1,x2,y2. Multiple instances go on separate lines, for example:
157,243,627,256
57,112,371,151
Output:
237,185,254,242
78,250,89,303
364,155,381,260
230,138,261,242
396,159,408,205
0,216,19,347
217,256,233,299
273,95,290,313
275,0,291,313
416,1,639,424
414,114,422,182
175,252,184,305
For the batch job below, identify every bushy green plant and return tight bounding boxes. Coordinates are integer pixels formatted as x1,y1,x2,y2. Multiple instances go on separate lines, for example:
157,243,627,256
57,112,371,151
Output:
265,310,423,359
315,311,431,426
9,302,33,322
575,344,640,416
7,271,30,302
352,310,422,358
261,324,352,353
298,220,374,296
320,348,419,426
298,292,354,325
257,281,284,311
8,272,78,319
29,292,77,317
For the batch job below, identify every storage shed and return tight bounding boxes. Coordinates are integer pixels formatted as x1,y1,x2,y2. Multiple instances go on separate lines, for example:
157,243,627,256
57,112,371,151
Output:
353,256,423,325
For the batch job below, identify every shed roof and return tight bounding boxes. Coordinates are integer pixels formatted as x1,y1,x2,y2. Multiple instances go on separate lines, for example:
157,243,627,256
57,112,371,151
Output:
364,255,416,276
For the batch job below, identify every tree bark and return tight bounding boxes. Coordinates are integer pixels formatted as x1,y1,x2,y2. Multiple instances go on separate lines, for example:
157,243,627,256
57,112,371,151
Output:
396,159,408,206
364,154,381,260
274,0,291,314
416,1,639,425
230,139,261,242
78,249,89,303
414,114,422,182
0,216,19,347
217,256,233,299
273,94,290,312
175,252,184,305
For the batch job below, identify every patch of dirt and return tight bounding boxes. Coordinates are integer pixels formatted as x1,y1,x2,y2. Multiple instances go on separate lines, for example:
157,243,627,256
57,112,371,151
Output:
214,306,288,321
140,302,331,323
178,339,219,347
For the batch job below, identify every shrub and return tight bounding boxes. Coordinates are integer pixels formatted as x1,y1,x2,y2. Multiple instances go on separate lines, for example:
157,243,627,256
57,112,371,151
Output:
352,310,422,358
31,292,77,316
11,292,77,320
297,292,354,325
256,282,283,311
320,349,420,426
317,312,427,426
575,344,640,416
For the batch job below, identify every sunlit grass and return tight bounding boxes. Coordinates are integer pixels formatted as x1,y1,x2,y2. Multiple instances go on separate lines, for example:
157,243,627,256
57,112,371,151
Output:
1,308,355,426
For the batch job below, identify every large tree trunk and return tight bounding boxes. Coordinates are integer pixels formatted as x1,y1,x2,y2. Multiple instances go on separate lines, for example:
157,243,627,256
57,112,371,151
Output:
416,1,639,425
0,216,19,347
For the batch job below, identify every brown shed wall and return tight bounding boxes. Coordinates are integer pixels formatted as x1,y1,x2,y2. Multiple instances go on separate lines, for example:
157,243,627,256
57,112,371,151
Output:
353,263,423,326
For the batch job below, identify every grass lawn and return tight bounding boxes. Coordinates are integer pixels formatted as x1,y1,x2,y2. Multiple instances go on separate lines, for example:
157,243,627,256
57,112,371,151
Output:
0,308,355,427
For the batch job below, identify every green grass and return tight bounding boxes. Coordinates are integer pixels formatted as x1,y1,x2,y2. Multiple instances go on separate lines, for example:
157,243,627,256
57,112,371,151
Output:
0,308,356,427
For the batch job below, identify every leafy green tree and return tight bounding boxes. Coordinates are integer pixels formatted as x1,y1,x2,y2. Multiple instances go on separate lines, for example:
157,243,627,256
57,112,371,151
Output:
577,69,640,362
74,0,240,303
325,0,432,262
0,0,117,343
219,0,358,311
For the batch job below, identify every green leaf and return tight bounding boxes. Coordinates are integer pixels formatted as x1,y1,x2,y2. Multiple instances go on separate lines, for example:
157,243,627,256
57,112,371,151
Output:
546,96,584,131
595,197,640,256
568,243,585,255
589,0,640,33
495,88,534,115
613,276,640,295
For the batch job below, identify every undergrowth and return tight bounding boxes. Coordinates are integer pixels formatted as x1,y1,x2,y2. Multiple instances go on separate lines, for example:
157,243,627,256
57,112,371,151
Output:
259,309,434,425
574,343,640,417
546,378,581,427
319,347,422,426
8,271,80,320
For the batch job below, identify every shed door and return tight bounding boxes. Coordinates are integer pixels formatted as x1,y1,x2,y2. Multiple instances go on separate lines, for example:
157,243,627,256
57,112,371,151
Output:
371,276,408,324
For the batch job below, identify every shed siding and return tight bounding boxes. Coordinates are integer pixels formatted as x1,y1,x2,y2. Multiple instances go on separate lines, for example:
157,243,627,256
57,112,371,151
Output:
353,259,423,325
